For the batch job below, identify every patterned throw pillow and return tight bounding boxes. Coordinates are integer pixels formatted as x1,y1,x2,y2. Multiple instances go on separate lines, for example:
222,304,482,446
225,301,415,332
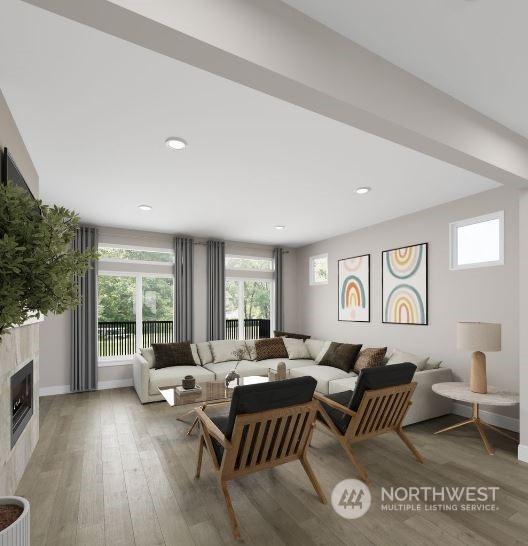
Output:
152,342,195,369
319,342,362,372
353,347,387,374
255,337,288,361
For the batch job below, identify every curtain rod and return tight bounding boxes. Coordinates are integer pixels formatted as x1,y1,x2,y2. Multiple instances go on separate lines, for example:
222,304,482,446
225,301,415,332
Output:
188,240,289,253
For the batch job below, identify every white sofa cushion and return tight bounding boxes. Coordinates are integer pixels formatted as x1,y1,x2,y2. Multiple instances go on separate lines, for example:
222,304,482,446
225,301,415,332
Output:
289,364,355,395
204,360,266,379
262,358,316,372
283,338,311,360
148,365,215,396
305,339,326,360
190,344,201,365
209,340,249,363
197,342,213,365
387,349,428,371
424,358,442,370
140,347,155,368
328,375,358,395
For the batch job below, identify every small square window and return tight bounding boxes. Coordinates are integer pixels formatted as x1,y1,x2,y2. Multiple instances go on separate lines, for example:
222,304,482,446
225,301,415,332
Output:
450,211,504,270
309,254,328,285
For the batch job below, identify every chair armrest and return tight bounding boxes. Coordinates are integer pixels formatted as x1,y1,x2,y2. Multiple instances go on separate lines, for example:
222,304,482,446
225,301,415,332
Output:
195,407,231,449
132,353,151,403
314,392,357,417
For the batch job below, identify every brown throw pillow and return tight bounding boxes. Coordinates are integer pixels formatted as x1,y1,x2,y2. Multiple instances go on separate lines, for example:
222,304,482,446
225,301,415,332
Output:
319,342,362,372
255,337,288,361
152,342,195,369
353,347,387,374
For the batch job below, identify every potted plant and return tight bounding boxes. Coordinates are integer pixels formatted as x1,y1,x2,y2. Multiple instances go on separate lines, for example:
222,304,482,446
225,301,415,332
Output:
0,182,98,338
0,496,30,545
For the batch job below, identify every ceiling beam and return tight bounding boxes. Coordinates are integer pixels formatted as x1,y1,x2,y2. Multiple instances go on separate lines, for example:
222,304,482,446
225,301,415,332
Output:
24,0,528,187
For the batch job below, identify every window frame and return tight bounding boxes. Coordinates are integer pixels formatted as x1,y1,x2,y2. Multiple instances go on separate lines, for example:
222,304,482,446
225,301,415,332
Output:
309,253,329,285
449,210,504,271
225,253,274,273
98,243,175,266
97,269,174,365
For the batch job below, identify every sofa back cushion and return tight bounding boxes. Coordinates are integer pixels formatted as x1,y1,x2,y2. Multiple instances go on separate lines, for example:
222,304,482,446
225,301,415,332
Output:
224,376,317,439
318,342,362,372
197,342,213,365
210,340,249,364
305,339,326,360
140,347,155,368
152,342,196,369
283,337,311,360
353,347,387,373
255,337,288,361
274,330,311,340
387,349,428,371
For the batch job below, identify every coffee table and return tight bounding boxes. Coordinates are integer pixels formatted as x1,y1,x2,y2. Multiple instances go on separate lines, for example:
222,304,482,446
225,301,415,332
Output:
158,375,269,435
431,382,519,455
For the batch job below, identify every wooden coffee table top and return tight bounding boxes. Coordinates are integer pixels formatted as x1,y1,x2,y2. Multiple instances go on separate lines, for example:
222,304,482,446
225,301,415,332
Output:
158,375,269,407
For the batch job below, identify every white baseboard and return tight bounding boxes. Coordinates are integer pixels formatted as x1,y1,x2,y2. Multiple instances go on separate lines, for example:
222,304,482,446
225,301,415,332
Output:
452,402,519,433
40,378,133,397
518,444,528,463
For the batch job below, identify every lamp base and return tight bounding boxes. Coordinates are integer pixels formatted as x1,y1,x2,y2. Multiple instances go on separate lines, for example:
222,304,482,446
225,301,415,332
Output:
470,351,487,394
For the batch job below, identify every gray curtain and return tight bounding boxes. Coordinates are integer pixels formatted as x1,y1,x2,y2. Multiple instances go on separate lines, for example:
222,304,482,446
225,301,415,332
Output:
174,237,194,342
206,240,225,341
71,226,98,393
273,247,284,332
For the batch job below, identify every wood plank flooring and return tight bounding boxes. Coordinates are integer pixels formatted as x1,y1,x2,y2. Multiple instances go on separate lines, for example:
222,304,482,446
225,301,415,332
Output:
16,388,528,546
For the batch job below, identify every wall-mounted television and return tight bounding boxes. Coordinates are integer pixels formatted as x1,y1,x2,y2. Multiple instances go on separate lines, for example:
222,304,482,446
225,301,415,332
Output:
1,147,35,199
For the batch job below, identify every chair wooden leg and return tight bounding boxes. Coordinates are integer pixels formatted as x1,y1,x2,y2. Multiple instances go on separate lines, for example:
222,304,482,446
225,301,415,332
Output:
220,480,241,540
300,454,327,504
396,427,425,464
195,436,205,478
339,439,370,485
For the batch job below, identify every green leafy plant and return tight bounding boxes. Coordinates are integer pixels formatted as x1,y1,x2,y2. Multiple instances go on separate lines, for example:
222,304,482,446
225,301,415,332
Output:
0,182,98,337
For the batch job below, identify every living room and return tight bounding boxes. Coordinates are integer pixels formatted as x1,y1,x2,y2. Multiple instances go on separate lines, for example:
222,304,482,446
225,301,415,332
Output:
1,1,528,545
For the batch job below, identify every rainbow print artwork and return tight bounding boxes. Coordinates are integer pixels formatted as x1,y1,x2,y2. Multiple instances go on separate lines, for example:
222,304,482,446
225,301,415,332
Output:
338,255,370,322
382,243,428,325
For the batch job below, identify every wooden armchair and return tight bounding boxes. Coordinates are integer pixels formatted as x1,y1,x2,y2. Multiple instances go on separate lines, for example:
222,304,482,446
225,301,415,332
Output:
315,363,424,484
195,376,326,540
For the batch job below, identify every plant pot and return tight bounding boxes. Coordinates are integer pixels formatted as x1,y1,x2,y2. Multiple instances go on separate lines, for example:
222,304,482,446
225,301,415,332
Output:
0,496,30,545
182,375,196,390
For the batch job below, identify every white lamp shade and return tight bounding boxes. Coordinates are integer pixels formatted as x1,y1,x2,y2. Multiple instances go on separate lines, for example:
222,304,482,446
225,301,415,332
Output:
457,322,501,352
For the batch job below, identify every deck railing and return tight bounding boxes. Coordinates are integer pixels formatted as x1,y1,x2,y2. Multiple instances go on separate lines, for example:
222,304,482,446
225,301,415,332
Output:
98,318,271,357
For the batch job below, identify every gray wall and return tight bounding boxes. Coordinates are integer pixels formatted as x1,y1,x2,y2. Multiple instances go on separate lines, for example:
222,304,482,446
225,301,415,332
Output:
295,187,520,419
39,228,298,390
519,191,528,454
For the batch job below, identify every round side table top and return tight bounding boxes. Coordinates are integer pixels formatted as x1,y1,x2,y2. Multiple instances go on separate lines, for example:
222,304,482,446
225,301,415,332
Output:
432,382,519,406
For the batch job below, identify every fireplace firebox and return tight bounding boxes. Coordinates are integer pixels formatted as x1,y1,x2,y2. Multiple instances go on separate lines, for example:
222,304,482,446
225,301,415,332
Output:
11,361,33,448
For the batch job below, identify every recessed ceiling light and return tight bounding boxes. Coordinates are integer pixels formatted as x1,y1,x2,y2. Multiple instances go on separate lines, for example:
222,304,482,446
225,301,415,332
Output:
138,204,152,211
165,137,187,150
355,187,371,195
274,225,286,230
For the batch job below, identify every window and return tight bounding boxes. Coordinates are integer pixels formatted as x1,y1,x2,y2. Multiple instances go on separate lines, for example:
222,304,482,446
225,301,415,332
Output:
97,244,174,361
99,245,174,264
450,211,504,270
225,255,273,272
225,254,273,340
309,253,328,285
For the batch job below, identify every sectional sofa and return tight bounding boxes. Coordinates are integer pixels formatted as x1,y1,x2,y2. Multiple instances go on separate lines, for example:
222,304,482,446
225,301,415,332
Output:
132,338,453,425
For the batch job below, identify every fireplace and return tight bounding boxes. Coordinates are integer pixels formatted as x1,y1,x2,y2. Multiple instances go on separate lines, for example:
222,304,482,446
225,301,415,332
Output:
11,361,33,448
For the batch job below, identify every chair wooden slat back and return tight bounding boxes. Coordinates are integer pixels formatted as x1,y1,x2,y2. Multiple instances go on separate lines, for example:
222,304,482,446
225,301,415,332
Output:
346,382,417,443
221,400,318,480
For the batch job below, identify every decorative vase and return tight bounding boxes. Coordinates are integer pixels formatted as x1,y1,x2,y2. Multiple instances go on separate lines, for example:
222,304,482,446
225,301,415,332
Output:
225,370,240,388
276,362,287,380
182,375,196,390
0,496,30,546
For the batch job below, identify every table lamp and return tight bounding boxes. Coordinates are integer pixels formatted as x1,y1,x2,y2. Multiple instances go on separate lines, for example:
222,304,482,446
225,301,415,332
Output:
457,322,501,394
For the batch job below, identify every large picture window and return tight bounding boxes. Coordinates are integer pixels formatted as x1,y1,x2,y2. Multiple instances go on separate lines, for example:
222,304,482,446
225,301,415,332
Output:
97,244,174,361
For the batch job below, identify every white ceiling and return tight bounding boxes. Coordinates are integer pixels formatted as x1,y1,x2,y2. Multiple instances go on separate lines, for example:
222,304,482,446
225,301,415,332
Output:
283,0,528,139
0,0,498,247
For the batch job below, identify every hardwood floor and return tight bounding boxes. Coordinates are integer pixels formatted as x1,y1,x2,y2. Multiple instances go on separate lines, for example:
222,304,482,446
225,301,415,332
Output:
17,388,528,545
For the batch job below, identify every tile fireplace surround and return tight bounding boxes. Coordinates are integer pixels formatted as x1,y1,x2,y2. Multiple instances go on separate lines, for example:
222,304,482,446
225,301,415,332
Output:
0,320,40,495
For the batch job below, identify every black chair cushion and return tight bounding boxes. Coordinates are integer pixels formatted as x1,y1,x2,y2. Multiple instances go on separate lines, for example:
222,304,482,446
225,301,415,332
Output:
349,363,417,412
318,390,353,434
319,363,417,435
208,376,317,464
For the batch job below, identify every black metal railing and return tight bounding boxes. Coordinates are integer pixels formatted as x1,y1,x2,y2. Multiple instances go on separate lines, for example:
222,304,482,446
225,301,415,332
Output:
98,320,173,357
98,318,271,356
225,319,270,340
